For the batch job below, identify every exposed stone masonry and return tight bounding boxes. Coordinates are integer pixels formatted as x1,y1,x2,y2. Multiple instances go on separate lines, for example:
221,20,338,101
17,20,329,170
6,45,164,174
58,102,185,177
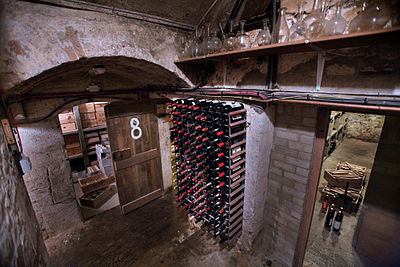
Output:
0,116,49,266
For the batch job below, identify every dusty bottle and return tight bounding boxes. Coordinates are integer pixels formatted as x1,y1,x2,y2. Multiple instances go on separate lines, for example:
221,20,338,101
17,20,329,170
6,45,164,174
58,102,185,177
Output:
333,207,344,231
324,204,335,228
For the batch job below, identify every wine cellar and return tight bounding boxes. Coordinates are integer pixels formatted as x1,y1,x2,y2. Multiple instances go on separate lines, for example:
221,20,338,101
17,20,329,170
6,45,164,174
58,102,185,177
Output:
1,0,400,267
168,99,246,242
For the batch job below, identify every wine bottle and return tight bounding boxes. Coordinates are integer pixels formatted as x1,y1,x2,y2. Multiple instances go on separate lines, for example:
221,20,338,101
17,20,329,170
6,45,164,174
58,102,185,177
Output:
324,204,335,228
333,207,343,231
321,194,329,213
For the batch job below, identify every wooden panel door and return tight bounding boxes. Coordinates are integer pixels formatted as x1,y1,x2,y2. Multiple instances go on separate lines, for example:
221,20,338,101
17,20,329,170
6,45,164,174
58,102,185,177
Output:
105,102,163,215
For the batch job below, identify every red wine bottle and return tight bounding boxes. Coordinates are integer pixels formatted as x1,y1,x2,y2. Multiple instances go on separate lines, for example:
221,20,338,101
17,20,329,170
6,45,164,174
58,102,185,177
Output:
324,204,335,228
333,207,343,231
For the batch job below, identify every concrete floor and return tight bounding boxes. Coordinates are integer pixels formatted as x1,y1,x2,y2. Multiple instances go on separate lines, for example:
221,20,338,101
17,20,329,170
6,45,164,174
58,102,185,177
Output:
304,138,379,267
45,137,382,267
46,191,264,267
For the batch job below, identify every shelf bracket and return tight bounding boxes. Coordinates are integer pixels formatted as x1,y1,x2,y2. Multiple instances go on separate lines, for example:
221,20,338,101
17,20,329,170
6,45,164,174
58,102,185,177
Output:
305,41,326,91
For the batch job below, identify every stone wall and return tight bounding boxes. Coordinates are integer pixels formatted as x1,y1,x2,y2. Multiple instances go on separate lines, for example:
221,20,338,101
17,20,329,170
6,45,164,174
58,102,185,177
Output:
262,103,317,266
0,115,49,266
346,113,385,142
0,0,191,92
19,118,82,240
238,103,275,250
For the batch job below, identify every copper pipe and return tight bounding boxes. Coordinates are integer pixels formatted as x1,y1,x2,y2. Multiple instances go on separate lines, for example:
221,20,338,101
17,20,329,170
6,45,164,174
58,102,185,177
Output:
275,99,400,113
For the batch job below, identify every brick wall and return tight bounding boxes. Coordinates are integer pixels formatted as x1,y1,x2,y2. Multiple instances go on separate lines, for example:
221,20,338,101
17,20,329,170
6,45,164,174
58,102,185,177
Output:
262,103,317,266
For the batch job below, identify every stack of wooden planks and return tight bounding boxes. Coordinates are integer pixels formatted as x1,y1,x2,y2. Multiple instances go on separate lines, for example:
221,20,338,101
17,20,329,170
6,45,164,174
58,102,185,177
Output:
324,161,366,188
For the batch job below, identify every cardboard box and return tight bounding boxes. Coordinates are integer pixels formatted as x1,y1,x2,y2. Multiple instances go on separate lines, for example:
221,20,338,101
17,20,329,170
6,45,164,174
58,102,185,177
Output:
79,185,114,208
79,103,95,113
61,122,77,133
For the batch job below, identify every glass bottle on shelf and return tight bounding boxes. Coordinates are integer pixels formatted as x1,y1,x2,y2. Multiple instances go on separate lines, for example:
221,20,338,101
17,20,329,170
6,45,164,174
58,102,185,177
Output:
219,22,228,52
348,1,368,33
324,2,347,36
255,18,272,46
303,0,324,39
210,25,222,53
200,23,213,55
271,7,290,44
236,20,251,49
362,0,392,30
190,28,202,57
178,36,187,59
289,0,306,42
309,0,329,38
222,20,237,51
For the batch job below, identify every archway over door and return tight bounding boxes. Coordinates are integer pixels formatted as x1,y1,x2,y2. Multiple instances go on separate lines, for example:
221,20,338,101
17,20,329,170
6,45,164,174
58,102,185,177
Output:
7,56,183,242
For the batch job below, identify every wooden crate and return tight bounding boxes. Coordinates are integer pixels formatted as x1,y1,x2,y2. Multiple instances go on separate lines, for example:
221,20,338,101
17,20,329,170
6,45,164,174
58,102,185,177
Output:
80,112,96,121
79,185,114,208
66,146,82,157
61,122,77,133
79,103,95,113
324,169,364,188
82,119,98,129
321,185,363,213
64,134,80,147
94,103,107,111
58,113,75,124
78,173,114,195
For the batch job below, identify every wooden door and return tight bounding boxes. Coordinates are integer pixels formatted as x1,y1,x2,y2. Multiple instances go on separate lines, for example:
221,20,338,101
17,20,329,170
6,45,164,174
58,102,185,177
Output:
105,101,163,215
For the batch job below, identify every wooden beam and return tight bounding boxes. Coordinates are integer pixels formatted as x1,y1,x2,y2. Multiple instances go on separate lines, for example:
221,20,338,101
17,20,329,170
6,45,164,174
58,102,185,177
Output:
73,105,90,168
293,108,330,267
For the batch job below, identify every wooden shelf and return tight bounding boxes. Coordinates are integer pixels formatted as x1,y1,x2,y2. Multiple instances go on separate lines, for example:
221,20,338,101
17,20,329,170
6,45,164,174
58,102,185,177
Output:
67,151,97,160
62,130,78,136
83,125,107,133
175,27,400,64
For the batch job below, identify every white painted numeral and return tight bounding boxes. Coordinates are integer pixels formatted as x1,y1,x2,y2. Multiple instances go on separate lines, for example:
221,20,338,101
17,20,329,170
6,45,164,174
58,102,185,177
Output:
130,118,142,140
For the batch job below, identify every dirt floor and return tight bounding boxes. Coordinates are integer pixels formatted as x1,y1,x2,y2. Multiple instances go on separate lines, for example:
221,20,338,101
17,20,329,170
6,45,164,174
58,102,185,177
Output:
46,191,263,267
303,138,380,267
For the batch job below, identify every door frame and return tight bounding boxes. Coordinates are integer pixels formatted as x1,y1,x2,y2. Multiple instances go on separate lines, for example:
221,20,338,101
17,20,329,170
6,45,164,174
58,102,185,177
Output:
293,104,400,266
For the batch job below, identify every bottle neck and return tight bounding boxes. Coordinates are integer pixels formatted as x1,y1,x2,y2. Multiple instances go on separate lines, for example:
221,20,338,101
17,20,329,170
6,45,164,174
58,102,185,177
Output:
240,21,245,34
336,4,342,16
311,0,320,12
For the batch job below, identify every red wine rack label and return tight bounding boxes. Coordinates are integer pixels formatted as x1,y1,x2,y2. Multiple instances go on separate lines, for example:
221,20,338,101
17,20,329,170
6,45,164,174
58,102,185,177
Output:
167,99,246,243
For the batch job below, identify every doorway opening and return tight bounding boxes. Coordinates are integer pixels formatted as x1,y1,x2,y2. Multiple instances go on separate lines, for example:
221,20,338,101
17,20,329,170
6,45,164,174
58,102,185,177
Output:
304,111,385,266
58,101,120,220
